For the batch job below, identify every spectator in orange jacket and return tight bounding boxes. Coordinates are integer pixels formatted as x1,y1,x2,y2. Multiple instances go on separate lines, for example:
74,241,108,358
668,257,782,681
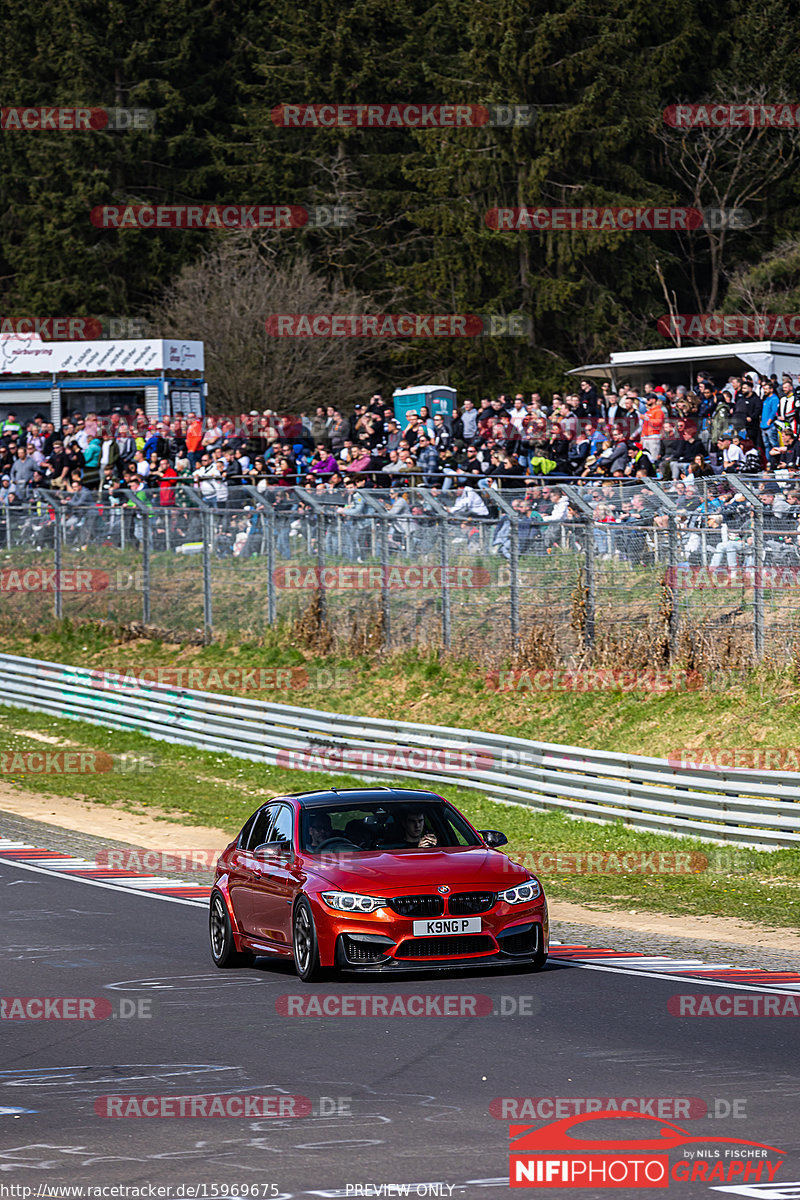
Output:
186,415,204,468
640,395,665,463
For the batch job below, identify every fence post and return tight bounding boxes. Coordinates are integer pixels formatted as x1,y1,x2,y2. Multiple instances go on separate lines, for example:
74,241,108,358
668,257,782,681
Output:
53,505,63,621
266,507,276,627
509,514,520,653
583,518,595,655
141,510,151,624
317,509,327,624
440,511,451,649
753,507,764,660
202,508,213,643
380,515,391,647
667,513,679,662
724,479,765,663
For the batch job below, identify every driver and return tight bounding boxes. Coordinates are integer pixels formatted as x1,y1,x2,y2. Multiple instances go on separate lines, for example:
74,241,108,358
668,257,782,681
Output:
307,811,334,850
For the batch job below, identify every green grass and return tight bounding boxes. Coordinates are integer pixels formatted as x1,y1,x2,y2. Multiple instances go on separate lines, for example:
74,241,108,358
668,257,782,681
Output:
0,702,798,930
3,619,799,758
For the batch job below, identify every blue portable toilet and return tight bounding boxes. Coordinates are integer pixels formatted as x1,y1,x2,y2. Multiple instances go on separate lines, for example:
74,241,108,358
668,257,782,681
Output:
393,385,456,425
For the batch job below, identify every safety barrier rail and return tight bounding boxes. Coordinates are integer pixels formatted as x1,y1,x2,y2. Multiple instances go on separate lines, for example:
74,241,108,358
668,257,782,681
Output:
0,653,797,849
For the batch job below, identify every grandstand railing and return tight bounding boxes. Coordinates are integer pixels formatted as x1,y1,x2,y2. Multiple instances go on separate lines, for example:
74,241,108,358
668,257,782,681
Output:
1,475,798,660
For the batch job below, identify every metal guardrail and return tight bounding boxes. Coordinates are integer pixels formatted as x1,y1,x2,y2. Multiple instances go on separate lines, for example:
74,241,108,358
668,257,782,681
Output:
0,652,797,849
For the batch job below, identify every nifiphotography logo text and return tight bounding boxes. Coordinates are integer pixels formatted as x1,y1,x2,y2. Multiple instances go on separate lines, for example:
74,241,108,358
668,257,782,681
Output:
508,1110,784,1187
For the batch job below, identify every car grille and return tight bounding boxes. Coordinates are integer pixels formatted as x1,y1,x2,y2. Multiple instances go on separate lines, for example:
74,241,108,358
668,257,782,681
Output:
498,928,537,955
448,891,495,915
341,936,390,964
388,895,444,917
395,935,496,959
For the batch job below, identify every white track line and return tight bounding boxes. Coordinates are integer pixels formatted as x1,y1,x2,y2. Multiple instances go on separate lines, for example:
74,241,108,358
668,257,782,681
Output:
0,855,208,906
0,847,796,991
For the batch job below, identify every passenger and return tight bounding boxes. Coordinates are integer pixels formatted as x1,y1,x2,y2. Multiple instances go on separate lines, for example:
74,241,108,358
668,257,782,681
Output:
383,810,438,849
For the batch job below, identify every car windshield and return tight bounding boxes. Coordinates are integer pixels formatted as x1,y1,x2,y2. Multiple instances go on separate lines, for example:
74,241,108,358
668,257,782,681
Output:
300,801,481,854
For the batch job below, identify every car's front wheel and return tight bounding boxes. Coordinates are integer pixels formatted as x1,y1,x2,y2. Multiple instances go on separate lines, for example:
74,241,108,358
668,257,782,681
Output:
293,896,325,982
209,891,255,968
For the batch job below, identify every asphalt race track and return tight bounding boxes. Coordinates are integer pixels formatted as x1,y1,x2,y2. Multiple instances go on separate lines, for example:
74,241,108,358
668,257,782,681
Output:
1,844,799,1199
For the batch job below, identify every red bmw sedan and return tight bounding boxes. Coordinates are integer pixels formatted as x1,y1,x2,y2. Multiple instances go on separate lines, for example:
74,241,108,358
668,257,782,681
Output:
209,787,548,980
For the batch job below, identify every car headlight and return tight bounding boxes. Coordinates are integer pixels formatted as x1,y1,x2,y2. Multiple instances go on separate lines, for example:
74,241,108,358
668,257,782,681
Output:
320,891,388,913
498,878,541,905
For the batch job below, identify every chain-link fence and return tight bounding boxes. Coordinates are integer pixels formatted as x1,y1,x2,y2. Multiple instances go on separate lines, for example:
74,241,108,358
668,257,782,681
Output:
2,476,800,665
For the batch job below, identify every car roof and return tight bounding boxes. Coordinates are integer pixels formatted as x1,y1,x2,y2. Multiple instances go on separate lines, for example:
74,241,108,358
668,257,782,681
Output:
282,787,446,809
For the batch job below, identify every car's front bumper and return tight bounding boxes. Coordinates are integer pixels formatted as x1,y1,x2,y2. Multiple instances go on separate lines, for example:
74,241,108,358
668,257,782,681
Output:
333,919,547,973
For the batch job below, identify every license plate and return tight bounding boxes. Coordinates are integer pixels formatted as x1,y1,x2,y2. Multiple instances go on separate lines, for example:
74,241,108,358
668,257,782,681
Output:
412,917,482,936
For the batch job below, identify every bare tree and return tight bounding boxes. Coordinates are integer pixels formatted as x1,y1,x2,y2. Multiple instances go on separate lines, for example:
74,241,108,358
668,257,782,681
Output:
655,86,797,313
149,236,381,413
724,238,800,314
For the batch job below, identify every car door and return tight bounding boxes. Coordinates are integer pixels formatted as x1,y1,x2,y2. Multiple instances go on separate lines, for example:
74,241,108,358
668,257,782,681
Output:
246,803,298,945
230,805,277,936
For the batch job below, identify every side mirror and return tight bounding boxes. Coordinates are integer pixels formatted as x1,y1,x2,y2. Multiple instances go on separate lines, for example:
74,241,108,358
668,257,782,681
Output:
254,840,292,857
479,829,508,848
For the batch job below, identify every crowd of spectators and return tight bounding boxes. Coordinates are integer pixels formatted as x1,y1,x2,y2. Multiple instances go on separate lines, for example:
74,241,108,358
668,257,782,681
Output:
3,372,800,505
3,374,800,566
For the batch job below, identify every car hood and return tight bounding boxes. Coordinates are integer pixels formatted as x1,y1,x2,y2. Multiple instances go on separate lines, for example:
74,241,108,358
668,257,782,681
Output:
304,846,532,892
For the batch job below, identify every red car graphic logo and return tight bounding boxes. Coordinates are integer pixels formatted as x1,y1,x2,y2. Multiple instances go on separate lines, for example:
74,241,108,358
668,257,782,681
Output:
510,1111,784,1155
